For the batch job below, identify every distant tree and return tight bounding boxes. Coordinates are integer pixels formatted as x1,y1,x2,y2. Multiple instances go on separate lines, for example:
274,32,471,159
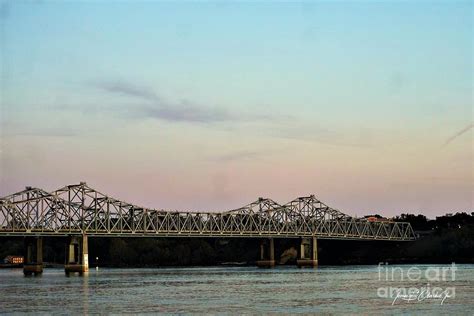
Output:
435,212,474,229
394,213,431,231
109,238,137,266
364,214,383,218
0,239,23,259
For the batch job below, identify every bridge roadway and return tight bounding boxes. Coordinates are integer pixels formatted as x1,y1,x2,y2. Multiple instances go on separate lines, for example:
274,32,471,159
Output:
0,182,416,275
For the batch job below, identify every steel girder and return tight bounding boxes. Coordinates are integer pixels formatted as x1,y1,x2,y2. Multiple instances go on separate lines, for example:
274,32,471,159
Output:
0,183,416,240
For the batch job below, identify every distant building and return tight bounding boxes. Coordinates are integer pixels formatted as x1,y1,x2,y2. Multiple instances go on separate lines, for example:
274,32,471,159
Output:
3,256,24,264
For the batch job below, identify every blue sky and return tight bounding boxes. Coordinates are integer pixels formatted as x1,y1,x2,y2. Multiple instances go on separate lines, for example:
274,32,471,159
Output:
0,1,472,216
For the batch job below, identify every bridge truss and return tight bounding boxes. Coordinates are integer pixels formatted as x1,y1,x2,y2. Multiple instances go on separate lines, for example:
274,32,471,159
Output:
0,183,415,240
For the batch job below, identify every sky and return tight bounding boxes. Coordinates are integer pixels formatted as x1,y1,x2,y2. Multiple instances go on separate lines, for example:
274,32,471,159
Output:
0,1,472,218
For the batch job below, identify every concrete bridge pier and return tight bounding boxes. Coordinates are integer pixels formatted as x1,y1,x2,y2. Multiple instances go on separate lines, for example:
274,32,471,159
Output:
65,234,89,275
256,238,275,268
23,236,43,276
297,237,318,267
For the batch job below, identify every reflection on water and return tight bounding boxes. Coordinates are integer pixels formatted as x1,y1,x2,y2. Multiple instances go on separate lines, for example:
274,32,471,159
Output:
82,273,89,315
0,265,473,314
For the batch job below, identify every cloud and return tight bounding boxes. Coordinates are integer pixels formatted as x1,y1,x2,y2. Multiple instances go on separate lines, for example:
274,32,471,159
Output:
270,125,375,148
443,123,474,146
214,151,262,162
95,81,158,101
141,102,234,123
93,80,262,123
92,79,367,148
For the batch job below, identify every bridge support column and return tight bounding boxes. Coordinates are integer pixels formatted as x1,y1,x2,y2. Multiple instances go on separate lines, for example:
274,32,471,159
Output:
23,236,43,276
256,238,275,268
297,237,318,267
65,234,89,275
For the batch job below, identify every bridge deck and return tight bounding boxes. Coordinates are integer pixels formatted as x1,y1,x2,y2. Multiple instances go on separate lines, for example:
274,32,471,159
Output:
0,183,416,240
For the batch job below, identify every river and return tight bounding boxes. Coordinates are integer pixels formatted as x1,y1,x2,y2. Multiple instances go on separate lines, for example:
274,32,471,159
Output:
1,264,473,314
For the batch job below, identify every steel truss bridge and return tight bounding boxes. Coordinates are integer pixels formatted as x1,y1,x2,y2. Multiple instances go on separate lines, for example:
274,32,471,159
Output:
0,182,415,240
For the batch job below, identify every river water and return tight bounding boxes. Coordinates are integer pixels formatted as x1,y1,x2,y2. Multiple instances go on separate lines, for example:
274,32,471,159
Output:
0,265,473,314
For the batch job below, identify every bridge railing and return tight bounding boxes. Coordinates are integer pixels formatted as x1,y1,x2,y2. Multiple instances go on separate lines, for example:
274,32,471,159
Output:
0,184,416,240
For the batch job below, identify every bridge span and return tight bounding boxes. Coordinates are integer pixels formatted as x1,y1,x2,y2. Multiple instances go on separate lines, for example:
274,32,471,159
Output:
0,182,416,275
